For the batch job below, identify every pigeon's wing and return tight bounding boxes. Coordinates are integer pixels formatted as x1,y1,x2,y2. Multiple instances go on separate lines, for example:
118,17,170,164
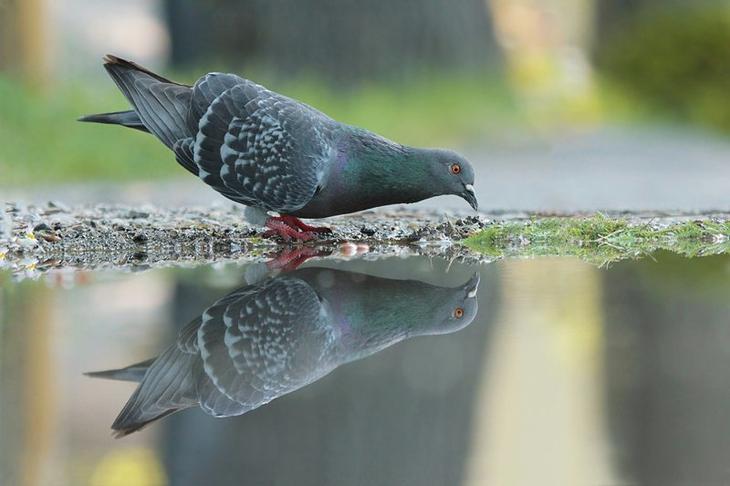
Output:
196,275,337,417
182,73,336,212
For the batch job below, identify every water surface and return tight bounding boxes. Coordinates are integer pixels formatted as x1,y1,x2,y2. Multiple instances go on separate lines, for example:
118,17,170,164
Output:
1,253,729,486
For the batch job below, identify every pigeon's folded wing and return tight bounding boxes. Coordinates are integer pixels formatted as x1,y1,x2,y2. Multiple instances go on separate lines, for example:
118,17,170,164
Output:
188,75,337,212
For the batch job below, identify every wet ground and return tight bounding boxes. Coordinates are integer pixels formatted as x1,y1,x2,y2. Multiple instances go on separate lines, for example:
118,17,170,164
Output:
2,251,729,486
1,202,491,277
3,201,729,280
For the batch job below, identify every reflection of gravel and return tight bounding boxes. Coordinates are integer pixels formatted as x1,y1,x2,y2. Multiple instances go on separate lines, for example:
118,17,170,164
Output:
1,202,491,279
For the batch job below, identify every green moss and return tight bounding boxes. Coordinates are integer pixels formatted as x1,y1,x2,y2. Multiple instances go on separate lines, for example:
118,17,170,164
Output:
463,216,730,266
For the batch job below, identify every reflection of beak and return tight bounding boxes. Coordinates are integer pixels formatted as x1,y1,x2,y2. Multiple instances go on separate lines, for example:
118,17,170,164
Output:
462,184,478,211
463,272,480,298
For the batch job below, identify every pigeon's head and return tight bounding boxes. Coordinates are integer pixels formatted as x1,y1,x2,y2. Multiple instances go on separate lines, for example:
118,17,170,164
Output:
422,148,478,211
419,272,480,336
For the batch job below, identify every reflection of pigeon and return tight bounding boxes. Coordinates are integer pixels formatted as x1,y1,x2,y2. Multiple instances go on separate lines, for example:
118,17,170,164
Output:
80,56,478,240
88,268,480,436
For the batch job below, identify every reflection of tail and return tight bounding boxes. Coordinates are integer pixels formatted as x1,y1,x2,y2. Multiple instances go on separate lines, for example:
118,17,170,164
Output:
85,357,155,382
86,342,199,437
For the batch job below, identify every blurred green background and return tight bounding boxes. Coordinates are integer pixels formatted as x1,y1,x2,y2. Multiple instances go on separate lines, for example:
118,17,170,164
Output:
1,0,729,187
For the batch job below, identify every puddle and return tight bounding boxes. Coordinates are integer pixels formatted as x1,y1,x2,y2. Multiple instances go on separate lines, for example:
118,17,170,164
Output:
1,252,729,485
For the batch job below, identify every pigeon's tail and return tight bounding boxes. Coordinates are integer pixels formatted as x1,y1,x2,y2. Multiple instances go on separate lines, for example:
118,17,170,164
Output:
96,54,193,150
78,110,149,133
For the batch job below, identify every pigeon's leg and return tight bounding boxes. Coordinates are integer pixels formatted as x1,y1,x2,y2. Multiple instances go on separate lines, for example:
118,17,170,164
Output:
278,215,333,234
263,219,314,241
262,216,332,241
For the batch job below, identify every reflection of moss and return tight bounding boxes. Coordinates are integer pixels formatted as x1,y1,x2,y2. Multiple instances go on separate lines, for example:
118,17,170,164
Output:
616,252,730,300
596,5,730,133
463,215,730,266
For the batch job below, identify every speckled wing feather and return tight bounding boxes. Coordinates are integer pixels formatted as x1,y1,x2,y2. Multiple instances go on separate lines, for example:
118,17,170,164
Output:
196,275,337,417
175,73,337,212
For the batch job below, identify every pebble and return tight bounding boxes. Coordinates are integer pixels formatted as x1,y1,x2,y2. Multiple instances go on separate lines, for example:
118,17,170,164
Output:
132,232,149,244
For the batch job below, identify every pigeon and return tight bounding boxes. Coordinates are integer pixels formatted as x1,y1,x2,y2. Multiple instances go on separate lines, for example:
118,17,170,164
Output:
80,55,478,240
87,267,480,436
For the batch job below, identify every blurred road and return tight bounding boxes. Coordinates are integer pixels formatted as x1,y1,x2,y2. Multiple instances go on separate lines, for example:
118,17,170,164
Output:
461,126,730,213
5,126,730,213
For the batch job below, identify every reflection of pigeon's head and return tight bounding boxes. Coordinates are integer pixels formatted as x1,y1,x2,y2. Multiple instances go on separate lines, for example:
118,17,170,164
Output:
87,266,483,436
306,269,481,355
420,273,480,336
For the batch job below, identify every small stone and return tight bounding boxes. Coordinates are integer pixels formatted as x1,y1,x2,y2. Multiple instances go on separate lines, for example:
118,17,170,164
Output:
360,225,376,236
128,210,150,219
39,232,61,243
33,223,52,232
340,242,358,256
131,251,148,261
132,232,149,244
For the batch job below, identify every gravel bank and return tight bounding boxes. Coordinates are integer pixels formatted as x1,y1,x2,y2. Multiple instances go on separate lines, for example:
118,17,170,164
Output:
1,202,492,279
2,202,729,280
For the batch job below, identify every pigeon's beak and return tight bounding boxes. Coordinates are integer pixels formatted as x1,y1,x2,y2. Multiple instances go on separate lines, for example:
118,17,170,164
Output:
463,272,480,298
461,184,478,211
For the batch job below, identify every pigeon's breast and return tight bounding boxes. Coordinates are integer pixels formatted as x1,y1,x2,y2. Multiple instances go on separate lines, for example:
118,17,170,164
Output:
287,147,353,218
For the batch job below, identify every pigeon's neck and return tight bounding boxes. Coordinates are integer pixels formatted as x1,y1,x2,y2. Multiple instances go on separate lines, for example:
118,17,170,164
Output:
339,129,439,205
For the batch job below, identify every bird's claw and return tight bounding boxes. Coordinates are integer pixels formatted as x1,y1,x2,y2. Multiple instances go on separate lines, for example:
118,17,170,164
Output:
263,216,331,241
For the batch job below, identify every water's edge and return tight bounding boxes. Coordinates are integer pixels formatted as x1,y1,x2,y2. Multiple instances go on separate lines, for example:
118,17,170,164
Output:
2,202,729,278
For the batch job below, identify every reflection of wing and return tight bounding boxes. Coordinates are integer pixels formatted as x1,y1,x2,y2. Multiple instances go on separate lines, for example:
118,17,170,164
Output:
109,276,336,436
110,317,203,436
198,276,336,416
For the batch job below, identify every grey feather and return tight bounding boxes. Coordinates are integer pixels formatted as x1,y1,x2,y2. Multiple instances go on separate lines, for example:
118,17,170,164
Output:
83,357,156,382
78,110,148,132
244,206,269,226
101,57,191,150
192,81,335,212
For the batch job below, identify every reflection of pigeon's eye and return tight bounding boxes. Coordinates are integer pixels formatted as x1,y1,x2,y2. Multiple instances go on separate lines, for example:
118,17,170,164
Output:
453,307,464,319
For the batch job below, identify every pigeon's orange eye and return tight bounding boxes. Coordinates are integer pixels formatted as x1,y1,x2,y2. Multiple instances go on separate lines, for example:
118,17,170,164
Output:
450,163,461,175
454,307,464,319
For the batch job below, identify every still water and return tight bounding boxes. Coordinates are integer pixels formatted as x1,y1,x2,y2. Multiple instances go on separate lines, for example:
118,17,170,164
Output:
1,253,729,486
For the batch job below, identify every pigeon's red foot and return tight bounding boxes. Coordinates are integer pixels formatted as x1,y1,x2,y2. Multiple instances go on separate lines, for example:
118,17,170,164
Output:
263,215,332,241
266,247,332,272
